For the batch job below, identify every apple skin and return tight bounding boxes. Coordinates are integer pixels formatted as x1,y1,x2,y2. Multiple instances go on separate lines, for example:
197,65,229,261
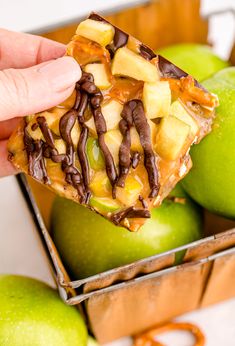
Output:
51,185,203,279
0,275,87,346
157,44,229,81
182,68,235,219
88,336,100,346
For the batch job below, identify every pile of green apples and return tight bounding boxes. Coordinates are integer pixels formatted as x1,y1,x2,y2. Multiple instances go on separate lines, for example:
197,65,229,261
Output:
2,43,235,346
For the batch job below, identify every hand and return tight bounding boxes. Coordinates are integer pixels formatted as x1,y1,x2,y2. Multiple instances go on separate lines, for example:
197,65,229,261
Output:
0,29,81,177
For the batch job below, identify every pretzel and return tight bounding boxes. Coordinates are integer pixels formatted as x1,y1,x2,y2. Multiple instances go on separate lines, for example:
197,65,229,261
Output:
133,322,205,346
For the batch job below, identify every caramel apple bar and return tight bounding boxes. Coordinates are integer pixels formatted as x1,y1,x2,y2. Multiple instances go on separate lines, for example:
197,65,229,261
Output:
8,13,218,231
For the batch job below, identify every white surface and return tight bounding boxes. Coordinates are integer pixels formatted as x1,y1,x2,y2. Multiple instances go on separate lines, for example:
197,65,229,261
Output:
0,176,55,287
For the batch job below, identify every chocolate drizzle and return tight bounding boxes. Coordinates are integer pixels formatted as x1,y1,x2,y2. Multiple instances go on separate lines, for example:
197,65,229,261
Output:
87,77,118,188
116,100,159,198
132,151,141,169
158,55,188,80
74,89,90,197
111,206,150,225
37,116,55,149
116,118,131,188
88,12,128,54
139,44,156,61
139,195,148,209
112,28,128,51
24,128,49,184
131,100,159,198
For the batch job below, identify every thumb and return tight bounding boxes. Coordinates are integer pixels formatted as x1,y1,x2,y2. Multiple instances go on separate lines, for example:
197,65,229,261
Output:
0,56,81,121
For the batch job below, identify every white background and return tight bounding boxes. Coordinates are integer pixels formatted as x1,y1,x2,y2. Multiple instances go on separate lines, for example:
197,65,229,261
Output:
0,0,235,345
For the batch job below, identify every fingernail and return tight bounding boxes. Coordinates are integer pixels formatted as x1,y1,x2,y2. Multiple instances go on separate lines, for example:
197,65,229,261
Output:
38,56,81,92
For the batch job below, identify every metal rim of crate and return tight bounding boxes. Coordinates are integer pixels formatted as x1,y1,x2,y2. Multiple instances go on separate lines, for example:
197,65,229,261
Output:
66,246,235,305
18,173,235,304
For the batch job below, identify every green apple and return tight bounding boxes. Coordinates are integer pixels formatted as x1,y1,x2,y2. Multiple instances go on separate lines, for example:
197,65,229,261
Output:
0,275,87,346
88,336,100,346
157,44,229,81
51,185,202,279
182,67,235,219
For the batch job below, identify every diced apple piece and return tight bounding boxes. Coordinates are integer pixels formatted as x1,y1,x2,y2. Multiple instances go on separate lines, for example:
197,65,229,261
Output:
90,197,121,213
143,81,171,119
84,63,111,90
86,137,105,170
85,116,97,136
104,130,123,165
90,171,112,197
112,47,159,82
54,139,66,154
26,121,43,141
155,116,190,161
101,100,123,131
71,120,80,148
116,175,143,206
76,19,115,46
130,127,142,153
170,101,199,136
130,120,157,153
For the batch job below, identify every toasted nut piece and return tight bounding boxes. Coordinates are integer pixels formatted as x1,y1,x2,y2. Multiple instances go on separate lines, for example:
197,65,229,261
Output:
85,63,111,90
155,116,190,161
170,101,199,136
101,100,123,131
112,47,160,82
143,81,171,119
76,19,115,46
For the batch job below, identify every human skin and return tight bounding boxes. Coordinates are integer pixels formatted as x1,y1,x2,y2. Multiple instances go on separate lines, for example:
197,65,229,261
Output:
0,29,81,177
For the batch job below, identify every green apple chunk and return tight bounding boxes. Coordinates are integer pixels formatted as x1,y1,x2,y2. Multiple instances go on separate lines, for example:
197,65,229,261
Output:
51,185,202,279
101,100,123,131
112,47,160,82
90,197,121,214
182,67,235,218
155,116,190,161
76,19,115,46
170,101,199,137
0,275,87,346
157,44,229,81
84,63,111,90
86,137,105,170
104,129,123,165
143,81,171,119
